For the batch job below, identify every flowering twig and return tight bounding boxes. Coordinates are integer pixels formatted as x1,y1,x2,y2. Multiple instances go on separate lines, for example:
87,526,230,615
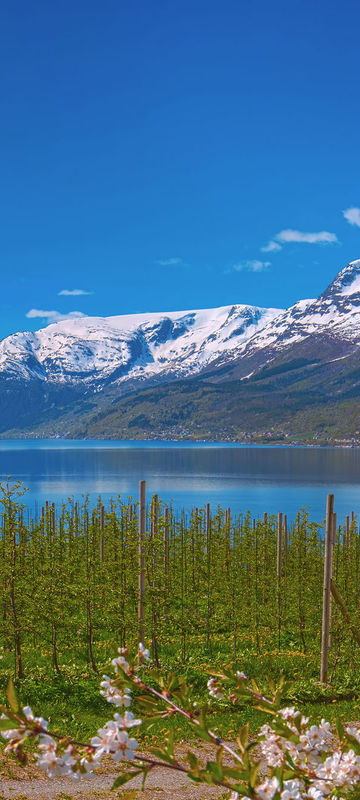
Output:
2,644,360,798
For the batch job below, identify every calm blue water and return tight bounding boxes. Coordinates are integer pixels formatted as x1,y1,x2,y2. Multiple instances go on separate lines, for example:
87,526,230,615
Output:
0,440,359,522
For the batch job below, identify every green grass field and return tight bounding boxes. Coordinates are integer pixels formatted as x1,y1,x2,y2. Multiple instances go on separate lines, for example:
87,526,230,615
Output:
2,630,360,749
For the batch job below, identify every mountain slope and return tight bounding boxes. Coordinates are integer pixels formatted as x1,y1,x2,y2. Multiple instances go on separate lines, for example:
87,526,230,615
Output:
204,259,360,383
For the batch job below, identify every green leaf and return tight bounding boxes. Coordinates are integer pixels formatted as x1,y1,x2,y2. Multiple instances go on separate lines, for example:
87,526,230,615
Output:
204,669,228,680
0,718,17,731
292,715,302,734
141,767,150,790
188,771,202,783
237,722,249,751
112,769,142,789
6,677,19,713
136,695,158,713
283,768,297,781
249,761,261,789
196,708,213,742
165,728,174,756
223,765,248,780
233,787,255,797
285,752,297,770
148,747,174,765
343,733,360,755
253,703,276,715
187,751,199,770
136,693,157,706
206,760,223,780
197,725,213,742
336,719,345,741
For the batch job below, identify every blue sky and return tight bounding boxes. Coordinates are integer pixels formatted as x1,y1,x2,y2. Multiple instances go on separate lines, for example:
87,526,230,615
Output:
1,0,360,339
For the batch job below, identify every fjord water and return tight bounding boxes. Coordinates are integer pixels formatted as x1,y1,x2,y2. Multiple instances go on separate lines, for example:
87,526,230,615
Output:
0,440,360,522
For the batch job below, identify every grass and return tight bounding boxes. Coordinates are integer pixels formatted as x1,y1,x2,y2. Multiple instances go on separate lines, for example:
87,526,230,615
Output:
2,631,360,748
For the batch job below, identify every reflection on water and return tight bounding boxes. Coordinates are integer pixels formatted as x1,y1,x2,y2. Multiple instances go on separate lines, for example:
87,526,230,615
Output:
0,440,359,521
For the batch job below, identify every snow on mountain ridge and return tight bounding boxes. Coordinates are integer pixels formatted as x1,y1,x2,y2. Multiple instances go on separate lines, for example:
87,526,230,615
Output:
320,259,360,301
3,260,360,391
228,260,360,374
0,303,283,386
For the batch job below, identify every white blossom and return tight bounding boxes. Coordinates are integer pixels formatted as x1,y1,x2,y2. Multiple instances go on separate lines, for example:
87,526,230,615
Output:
256,776,280,800
91,721,119,760
91,718,138,762
346,725,360,743
1,707,48,742
259,726,285,767
100,675,132,707
112,730,138,761
75,756,98,779
111,649,130,673
279,707,300,722
138,642,150,662
300,720,332,754
113,711,142,730
281,779,303,800
35,736,77,778
1,716,25,741
307,787,325,800
207,678,224,700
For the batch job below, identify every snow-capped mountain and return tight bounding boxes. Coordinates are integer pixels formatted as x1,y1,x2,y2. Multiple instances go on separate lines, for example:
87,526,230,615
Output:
0,304,282,387
205,259,360,380
257,258,360,347
2,259,360,438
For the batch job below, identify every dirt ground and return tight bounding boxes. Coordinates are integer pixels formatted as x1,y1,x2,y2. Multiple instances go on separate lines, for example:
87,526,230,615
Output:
0,742,232,800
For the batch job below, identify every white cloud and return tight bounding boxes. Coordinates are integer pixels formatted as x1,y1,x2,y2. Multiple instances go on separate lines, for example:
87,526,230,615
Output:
26,309,87,324
157,257,183,266
58,288,93,296
233,260,271,273
261,240,282,252
343,207,360,227
276,229,338,244
261,228,338,252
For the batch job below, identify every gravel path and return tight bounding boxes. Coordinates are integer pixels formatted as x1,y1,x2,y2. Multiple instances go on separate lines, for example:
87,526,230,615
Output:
0,743,230,800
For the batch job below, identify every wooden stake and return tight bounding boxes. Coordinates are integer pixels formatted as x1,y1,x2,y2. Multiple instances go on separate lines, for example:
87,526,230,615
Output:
328,511,337,649
50,502,55,536
320,493,334,683
225,508,231,572
277,512,283,578
164,506,169,576
100,505,105,563
277,512,283,650
138,480,146,644
206,503,211,649
151,494,158,538
283,514,288,612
